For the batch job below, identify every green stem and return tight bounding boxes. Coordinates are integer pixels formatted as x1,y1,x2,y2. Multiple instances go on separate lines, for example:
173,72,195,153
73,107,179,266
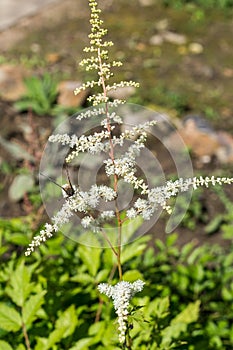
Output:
97,46,123,281
22,321,31,350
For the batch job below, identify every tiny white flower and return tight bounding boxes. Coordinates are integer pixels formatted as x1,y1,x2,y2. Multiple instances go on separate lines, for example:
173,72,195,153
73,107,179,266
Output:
98,280,145,344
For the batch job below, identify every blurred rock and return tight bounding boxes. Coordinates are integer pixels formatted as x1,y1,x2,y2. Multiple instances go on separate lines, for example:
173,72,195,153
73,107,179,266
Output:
150,34,163,46
188,42,204,54
162,31,187,45
46,52,61,64
150,31,187,46
138,0,155,6
108,86,137,100
155,19,169,31
0,64,28,101
222,68,233,78
57,81,89,107
216,131,233,164
166,115,233,164
180,116,219,162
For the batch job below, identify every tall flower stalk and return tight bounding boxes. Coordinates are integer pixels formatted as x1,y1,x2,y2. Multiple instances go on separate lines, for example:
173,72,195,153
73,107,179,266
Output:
26,0,233,347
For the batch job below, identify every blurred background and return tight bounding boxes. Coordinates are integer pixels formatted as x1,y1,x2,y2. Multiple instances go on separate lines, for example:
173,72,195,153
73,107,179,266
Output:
1,1,233,349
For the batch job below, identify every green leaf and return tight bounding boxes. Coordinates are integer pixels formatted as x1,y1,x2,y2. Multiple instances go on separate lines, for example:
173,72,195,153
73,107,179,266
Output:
146,297,170,319
121,237,148,264
0,304,21,332
8,174,35,202
79,245,101,277
70,273,95,284
69,338,93,350
6,259,34,307
55,304,78,338
22,290,47,325
0,341,13,350
35,305,78,349
7,233,30,246
122,270,144,282
172,300,200,324
161,301,200,346
16,345,26,350
34,338,47,350
121,216,144,242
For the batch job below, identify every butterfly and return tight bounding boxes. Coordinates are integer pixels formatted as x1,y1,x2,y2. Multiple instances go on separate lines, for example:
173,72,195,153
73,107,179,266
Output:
40,167,76,198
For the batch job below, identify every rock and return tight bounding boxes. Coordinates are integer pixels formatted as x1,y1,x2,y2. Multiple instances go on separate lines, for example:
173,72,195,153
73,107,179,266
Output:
180,115,220,162
162,31,187,45
138,0,155,6
222,68,233,78
45,52,61,64
166,115,233,164
216,131,233,163
108,86,137,100
0,64,29,101
188,42,204,54
149,34,163,46
155,19,169,31
165,115,220,164
57,81,89,107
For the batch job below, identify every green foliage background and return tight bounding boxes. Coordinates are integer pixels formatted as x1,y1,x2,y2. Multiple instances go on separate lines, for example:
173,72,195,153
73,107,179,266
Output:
0,216,233,349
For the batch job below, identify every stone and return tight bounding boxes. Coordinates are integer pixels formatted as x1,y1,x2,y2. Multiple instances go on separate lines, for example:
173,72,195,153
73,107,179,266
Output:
179,116,220,162
149,34,163,46
0,64,29,101
162,31,187,45
188,42,204,54
216,131,233,163
165,115,219,164
138,0,155,6
108,86,137,100
57,81,89,107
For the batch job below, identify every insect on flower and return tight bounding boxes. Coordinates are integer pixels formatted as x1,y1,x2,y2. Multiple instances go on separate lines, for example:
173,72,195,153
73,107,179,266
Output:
40,167,76,198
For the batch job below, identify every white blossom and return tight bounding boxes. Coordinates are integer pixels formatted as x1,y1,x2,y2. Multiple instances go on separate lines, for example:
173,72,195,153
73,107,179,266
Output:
98,280,145,344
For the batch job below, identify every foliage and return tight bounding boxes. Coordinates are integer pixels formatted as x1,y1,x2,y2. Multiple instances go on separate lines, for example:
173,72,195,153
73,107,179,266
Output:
161,0,233,9
14,73,58,116
1,218,233,349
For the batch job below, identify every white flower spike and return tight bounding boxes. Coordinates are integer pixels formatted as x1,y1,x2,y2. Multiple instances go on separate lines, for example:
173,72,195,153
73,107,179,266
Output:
98,280,145,344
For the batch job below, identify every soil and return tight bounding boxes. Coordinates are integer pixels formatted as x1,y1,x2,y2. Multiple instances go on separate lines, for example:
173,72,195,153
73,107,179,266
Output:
0,0,233,248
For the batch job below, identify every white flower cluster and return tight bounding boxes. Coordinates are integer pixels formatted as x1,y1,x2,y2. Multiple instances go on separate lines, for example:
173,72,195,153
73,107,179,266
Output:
76,107,106,121
98,280,145,344
25,184,117,255
73,0,139,107
49,130,111,162
126,176,233,220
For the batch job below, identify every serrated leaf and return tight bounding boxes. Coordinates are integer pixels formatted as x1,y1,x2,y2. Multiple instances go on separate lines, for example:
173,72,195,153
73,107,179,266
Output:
34,337,47,350
0,341,13,350
122,270,144,282
121,216,144,242
70,273,95,284
121,239,147,264
161,300,200,346
55,304,78,338
172,300,200,325
147,297,170,319
8,174,34,202
7,233,30,246
0,304,21,332
69,338,93,350
79,245,101,277
16,345,26,350
22,290,46,325
6,259,34,307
